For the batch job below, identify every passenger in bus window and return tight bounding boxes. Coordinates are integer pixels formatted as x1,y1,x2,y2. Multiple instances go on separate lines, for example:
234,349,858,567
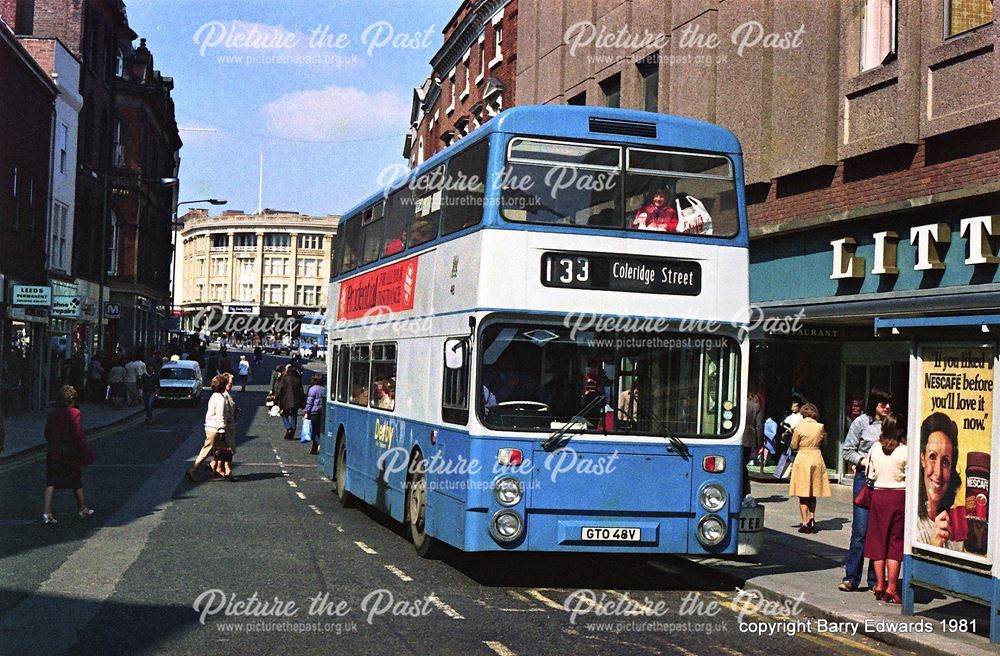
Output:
351,385,369,406
373,380,394,410
384,230,405,256
617,381,639,423
631,189,678,232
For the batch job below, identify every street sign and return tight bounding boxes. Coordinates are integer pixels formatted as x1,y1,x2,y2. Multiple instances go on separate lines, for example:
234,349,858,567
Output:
12,285,52,306
105,302,122,319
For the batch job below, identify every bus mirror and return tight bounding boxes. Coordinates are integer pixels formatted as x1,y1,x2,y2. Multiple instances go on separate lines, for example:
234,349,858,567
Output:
445,339,465,370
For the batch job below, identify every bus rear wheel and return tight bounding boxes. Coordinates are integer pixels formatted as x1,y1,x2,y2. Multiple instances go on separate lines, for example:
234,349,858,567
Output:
334,437,354,508
406,453,438,558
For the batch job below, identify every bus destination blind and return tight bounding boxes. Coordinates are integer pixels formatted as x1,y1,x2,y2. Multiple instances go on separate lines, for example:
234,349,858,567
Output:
540,252,701,296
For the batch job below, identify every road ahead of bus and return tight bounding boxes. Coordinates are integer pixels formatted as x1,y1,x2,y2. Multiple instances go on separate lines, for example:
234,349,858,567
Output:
0,352,915,656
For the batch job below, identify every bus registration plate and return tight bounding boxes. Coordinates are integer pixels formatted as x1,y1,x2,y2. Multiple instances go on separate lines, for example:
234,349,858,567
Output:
581,527,641,542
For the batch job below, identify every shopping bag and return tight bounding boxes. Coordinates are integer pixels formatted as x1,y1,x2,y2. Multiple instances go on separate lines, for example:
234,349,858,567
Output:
675,195,713,235
300,417,312,443
269,404,281,417
773,450,795,479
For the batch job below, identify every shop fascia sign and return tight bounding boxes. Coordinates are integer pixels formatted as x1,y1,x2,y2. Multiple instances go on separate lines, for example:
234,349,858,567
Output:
12,285,52,306
831,216,1000,279
52,295,97,320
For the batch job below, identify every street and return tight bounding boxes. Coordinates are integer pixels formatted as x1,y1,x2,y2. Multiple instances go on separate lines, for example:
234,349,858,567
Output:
0,353,914,656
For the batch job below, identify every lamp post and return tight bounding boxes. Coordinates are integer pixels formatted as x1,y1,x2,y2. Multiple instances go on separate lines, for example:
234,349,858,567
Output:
170,199,226,335
82,166,178,354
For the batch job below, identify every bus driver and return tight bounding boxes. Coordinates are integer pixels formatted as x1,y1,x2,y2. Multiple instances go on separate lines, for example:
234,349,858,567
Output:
631,189,678,232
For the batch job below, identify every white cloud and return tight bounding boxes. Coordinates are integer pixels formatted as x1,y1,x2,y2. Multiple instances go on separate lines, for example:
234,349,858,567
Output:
260,85,410,142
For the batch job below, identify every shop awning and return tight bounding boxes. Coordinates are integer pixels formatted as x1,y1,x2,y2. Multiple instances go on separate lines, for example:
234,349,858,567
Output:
874,314,1000,336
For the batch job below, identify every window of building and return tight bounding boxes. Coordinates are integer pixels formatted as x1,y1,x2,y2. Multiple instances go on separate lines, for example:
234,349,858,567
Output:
361,201,385,264
409,165,445,247
263,233,290,249
107,211,119,275
115,48,125,78
210,283,229,301
50,202,69,271
296,285,320,307
490,12,504,68
946,0,993,37
113,119,124,167
567,91,587,106
442,339,469,424
211,257,228,276
198,258,207,275
447,68,456,114
369,343,397,411
384,187,413,257
264,256,288,276
233,233,258,250
59,124,69,173
298,234,324,250
297,257,320,278
638,57,660,112
477,35,486,83
601,74,621,108
441,140,488,235
239,283,255,302
264,284,288,305
336,346,350,402
860,0,897,71
349,344,371,406
211,234,229,250
462,50,471,100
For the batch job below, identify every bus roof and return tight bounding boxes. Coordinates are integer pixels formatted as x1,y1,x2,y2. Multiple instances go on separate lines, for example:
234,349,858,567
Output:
339,105,743,224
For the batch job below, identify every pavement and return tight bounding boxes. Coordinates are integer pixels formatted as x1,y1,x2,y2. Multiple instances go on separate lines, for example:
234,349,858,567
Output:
1,400,147,461
693,479,998,656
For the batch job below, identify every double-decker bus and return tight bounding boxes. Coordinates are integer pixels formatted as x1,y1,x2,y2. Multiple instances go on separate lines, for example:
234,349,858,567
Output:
320,106,748,557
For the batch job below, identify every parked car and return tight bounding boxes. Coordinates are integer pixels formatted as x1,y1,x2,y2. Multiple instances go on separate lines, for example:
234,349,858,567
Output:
157,360,203,406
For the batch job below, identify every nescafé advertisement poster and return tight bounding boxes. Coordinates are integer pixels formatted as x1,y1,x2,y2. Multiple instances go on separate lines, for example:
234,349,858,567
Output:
915,346,993,563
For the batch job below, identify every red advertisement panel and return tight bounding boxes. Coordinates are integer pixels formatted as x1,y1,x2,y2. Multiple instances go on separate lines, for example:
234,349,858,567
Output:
337,256,419,320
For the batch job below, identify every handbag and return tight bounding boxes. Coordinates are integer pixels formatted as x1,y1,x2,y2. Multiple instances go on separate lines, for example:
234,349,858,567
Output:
300,417,313,443
269,404,281,417
773,449,795,479
853,459,876,508
59,440,84,466
265,392,275,407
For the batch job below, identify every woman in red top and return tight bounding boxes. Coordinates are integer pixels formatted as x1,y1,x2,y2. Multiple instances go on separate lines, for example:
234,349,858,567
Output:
631,189,678,232
42,385,95,524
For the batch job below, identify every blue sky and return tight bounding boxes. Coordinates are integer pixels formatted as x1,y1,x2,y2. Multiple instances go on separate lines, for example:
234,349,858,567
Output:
125,0,458,216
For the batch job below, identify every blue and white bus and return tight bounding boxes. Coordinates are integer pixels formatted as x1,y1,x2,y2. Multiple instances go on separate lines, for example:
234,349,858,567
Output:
320,106,748,557
299,313,327,359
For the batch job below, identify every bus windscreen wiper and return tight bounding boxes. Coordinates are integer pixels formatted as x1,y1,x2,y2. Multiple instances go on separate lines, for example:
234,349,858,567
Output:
645,407,691,458
541,394,606,452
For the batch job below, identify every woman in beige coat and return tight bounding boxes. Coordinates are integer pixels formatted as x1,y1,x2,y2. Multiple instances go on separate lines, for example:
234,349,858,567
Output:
788,402,831,533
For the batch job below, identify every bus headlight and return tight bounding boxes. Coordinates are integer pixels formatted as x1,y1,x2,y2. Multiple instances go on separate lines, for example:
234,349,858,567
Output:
699,483,728,512
490,510,524,543
494,477,523,506
697,515,727,547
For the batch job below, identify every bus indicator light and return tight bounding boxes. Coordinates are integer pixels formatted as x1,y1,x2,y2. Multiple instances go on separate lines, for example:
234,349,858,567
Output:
703,456,725,473
497,448,524,467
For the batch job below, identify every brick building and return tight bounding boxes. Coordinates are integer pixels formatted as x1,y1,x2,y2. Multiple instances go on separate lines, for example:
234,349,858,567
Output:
404,0,517,166
2,0,182,354
514,0,998,477
0,19,57,412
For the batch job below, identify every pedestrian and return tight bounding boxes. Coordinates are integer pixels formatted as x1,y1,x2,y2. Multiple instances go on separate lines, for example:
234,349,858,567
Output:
269,363,284,396
254,344,263,365
274,364,305,440
742,388,763,498
124,352,142,407
86,355,104,403
41,386,95,524
186,375,228,482
206,351,219,382
787,402,831,533
839,386,893,592
217,373,238,480
107,359,127,410
304,374,325,455
140,364,158,423
863,412,908,604
237,355,251,392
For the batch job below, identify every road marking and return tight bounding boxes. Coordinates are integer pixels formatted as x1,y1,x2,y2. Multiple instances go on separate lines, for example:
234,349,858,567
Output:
295,492,307,500
427,594,465,620
354,541,377,554
308,505,323,515
287,480,298,488
484,641,517,656
525,589,566,611
605,589,655,615
336,526,344,533
384,565,413,582
506,590,533,604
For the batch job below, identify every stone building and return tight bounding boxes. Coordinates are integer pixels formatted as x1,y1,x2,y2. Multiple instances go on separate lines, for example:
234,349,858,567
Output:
514,0,998,477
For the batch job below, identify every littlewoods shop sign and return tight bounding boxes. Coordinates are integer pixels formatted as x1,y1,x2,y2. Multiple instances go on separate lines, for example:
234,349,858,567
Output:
831,216,1000,279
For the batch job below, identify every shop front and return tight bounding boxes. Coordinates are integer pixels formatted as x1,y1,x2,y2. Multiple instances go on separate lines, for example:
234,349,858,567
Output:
3,284,51,413
749,195,1000,483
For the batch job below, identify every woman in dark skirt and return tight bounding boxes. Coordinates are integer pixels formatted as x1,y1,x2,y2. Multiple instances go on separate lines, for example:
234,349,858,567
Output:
863,412,908,603
42,385,95,524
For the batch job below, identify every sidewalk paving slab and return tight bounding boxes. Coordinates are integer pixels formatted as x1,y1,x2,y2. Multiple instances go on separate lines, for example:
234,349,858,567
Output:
1,402,147,461
692,480,997,656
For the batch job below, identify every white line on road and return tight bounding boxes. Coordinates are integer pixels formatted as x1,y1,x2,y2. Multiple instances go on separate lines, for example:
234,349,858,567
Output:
525,588,566,611
427,594,465,620
336,526,344,533
606,589,655,615
295,492,307,500
384,565,414,582
287,480,298,488
308,505,323,515
354,541,377,554
484,641,517,656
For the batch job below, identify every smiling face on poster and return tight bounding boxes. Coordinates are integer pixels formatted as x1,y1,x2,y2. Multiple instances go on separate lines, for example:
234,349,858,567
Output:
915,346,993,561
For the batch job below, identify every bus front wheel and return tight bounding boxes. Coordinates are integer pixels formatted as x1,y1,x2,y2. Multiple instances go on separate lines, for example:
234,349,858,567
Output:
406,452,438,558
334,436,355,508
